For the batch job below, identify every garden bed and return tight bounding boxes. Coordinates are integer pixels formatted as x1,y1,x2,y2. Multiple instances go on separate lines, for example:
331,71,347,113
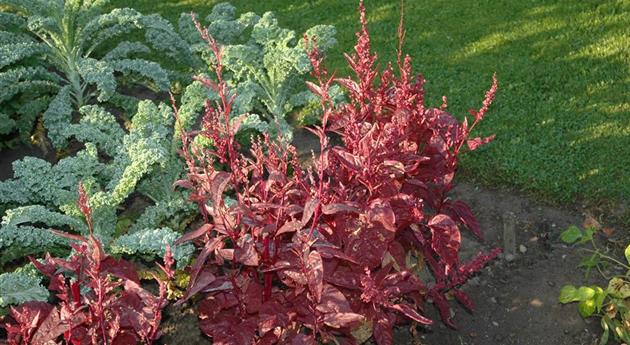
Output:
1,1,626,344
150,180,605,345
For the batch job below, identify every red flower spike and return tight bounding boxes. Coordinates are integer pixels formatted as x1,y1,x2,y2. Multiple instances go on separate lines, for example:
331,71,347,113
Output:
172,2,500,343
4,191,168,344
77,182,93,235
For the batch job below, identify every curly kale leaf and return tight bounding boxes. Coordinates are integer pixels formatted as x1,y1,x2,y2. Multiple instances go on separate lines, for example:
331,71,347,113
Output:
42,85,74,149
0,42,47,69
0,143,104,207
108,58,170,91
65,105,126,157
0,270,48,308
77,57,117,102
142,13,198,68
0,225,69,265
188,4,338,140
103,41,151,60
111,228,194,268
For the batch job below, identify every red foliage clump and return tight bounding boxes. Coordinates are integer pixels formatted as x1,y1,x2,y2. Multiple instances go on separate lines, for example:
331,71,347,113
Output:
1,184,174,345
174,3,500,344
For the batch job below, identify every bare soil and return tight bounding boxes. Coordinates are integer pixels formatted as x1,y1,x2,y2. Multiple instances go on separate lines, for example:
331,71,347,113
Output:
414,183,605,345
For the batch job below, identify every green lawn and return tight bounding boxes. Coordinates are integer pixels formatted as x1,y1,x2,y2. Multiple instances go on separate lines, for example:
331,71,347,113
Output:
111,0,630,214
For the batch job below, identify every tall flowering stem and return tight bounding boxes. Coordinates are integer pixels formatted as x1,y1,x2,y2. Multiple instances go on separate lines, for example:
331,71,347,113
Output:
174,2,500,344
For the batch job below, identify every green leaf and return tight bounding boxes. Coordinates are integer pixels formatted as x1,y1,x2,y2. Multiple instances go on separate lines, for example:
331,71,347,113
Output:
577,286,596,301
77,57,116,102
579,253,602,279
560,225,582,244
606,278,630,299
625,244,630,265
559,285,579,303
579,227,596,244
0,271,48,307
579,253,601,270
600,317,610,345
612,319,630,342
110,227,194,268
578,298,596,318
594,286,607,313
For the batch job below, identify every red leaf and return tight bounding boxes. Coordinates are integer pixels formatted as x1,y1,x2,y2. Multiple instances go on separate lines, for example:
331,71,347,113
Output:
322,203,361,215
302,198,320,226
49,229,85,242
276,220,303,237
381,160,405,174
200,316,256,345
306,251,324,303
326,267,362,289
443,200,482,240
6,302,54,344
384,303,432,325
368,200,396,231
373,312,395,345
466,134,495,151
102,257,140,283
123,280,158,307
262,260,292,272
30,308,65,345
175,223,213,245
258,300,291,334
322,312,364,328
431,291,457,329
335,78,360,96
282,270,308,286
314,245,358,264
179,237,223,304
346,225,393,268
211,171,231,207
331,147,362,171
172,179,193,190
235,235,259,266
453,289,474,312
428,214,461,270
193,75,220,92
306,81,324,98
112,332,140,345
317,284,352,314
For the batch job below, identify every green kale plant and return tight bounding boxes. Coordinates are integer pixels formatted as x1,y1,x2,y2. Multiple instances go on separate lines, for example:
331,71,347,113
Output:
559,225,630,344
179,2,340,142
0,2,339,311
0,0,191,148
0,100,194,272
0,266,48,313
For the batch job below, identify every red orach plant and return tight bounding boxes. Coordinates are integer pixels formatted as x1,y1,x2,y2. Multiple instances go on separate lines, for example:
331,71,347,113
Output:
173,2,500,344
1,184,174,345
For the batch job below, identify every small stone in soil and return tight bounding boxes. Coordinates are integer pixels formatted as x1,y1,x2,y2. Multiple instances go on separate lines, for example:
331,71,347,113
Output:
519,244,527,253
492,321,499,327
